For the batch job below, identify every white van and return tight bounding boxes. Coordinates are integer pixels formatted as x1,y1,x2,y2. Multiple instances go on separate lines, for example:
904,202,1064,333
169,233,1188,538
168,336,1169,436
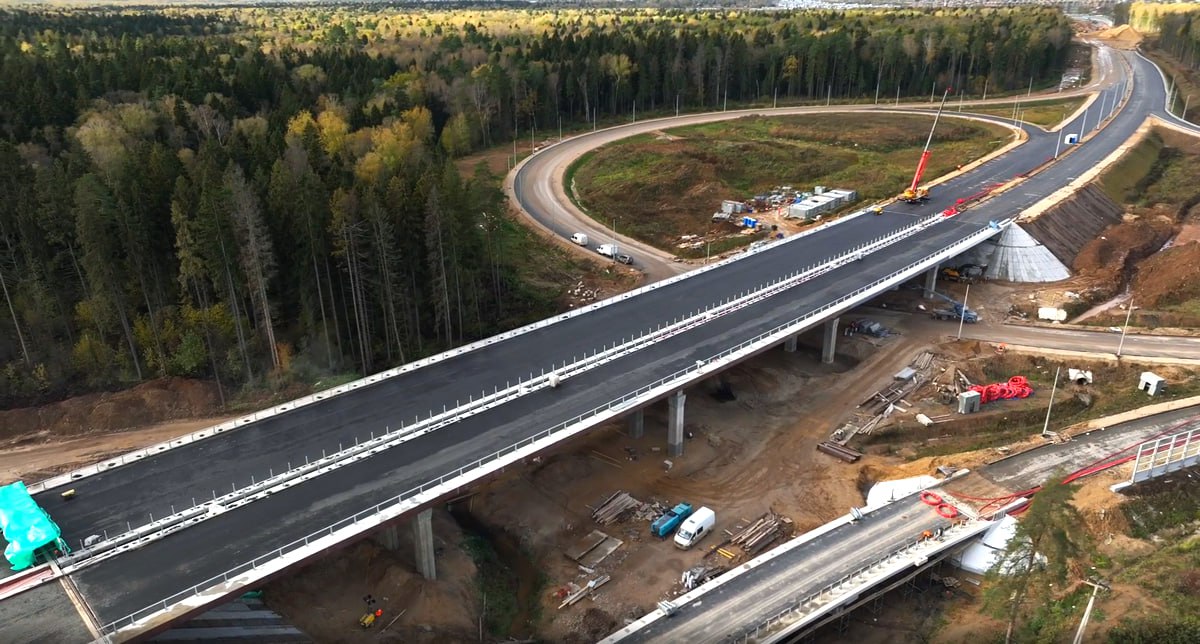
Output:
674,506,716,549
570,232,589,246
596,243,617,257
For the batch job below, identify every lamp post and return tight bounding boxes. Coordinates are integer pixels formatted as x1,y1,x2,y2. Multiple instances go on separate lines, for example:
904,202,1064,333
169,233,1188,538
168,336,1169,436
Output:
956,283,971,340
1185,94,1193,122
1117,297,1134,358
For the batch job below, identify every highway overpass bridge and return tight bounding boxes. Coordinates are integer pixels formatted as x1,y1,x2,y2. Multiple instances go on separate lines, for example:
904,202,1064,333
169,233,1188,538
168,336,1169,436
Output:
0,45,1173,642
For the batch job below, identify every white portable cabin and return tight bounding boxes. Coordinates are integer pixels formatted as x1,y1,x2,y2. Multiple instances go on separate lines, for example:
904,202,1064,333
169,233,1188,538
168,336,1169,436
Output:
808,194,838,215
825,188,858,205
674,506,716,549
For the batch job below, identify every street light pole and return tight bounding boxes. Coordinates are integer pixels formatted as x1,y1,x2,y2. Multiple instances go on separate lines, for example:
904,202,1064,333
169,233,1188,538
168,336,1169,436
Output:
1185,94,1193,122
1041,366,1061,437
1117,297,1134,358
956,283,970,340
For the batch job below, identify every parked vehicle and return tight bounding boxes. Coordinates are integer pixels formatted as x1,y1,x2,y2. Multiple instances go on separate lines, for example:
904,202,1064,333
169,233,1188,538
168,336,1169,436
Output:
570,232,589,246
651,502,694,538
674,507,716,549
615,253,634,265
596,243,617,258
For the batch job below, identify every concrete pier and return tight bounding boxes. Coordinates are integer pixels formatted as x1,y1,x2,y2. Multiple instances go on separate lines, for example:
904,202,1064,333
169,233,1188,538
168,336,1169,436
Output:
413,508,436,580
668,391,686,457
784,335,798,353
924,265,939,299
822,318,839,364
628,408,644,439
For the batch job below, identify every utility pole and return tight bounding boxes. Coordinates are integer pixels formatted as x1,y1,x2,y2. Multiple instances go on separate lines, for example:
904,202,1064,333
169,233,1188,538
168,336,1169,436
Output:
982,77,989,102
1097,93,1108,130
676,93,680,116
895,85,901,106
1185,94,1193,121
1041,366,1061,438
931,81,936,103
1027,75,1034,97
723,85,728,112
827,84,832,106
1078,106,1089,143
558,114,562,142
773,86,778,109
1117,297,1134,358
956,283,971,340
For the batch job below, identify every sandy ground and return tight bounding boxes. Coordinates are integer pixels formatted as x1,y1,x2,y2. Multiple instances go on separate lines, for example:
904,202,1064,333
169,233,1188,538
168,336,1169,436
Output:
0,417,235,484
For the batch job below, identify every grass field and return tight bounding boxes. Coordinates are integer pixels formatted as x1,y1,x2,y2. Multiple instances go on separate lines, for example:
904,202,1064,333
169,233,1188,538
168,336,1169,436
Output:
965,96,1090,129
568,112,1012,252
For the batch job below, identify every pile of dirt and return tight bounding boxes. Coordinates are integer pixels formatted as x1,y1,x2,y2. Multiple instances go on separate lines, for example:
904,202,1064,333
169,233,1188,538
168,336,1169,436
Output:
1095,24,1143,48
1071,216,1175,300
1130,241,1200,308
265,512,480,643
0,377,221,443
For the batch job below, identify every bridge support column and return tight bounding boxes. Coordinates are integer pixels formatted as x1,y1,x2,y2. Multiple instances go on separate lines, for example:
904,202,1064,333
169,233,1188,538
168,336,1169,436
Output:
784,335,798,353
667,391,686,457
413,508,436,580
628,409,644,439
923,264,939,299
822,318,839,364
379,524,401,551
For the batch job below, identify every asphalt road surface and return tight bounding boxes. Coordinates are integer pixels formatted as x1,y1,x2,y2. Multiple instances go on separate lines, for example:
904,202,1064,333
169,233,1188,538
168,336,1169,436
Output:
619,496,956,643
977,406,1200,491
963,323,1200,360
2,46,1177,634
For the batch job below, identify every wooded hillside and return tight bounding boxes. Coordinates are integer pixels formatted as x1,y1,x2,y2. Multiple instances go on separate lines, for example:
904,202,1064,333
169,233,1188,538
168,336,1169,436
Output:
0,6,1075,407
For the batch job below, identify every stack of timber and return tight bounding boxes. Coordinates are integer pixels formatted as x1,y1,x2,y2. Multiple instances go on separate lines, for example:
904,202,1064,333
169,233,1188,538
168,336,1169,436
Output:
729,512,791,556
591,491,644,525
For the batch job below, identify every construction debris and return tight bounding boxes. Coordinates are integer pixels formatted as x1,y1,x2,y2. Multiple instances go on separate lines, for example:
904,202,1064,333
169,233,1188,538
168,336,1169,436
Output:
817,441,862,462
681,565,720,590
557,574,611,609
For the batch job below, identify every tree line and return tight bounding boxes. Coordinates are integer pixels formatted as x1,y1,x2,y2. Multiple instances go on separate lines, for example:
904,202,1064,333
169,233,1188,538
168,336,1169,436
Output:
0,6,1076,407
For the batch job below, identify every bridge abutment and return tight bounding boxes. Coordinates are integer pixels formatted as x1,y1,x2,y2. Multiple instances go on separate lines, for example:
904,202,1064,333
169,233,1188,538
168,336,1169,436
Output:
923,264,939,299
667,391,686,456
628,408,644,438
822,318,839,364
413,508,436,580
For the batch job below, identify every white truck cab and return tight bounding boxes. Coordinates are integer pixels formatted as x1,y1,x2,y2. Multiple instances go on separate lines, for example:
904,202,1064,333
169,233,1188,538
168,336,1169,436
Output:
674,506,716,549
570,232,589,246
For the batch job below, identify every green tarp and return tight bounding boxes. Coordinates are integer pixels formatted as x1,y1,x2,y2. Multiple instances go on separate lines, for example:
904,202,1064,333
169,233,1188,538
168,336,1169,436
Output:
0,481,64,571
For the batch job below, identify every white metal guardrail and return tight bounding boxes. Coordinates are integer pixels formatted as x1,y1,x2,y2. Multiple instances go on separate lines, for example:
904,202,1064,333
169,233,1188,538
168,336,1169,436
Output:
62,208,948,569
1129,426,1200,484
98,220,1009,637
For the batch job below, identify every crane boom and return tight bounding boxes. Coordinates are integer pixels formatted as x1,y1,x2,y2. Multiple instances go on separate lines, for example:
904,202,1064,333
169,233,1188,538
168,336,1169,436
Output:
902,88,952,202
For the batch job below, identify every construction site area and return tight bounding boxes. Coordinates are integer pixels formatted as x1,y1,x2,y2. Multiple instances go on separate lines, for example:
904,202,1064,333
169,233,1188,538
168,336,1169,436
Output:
5,25,1200,644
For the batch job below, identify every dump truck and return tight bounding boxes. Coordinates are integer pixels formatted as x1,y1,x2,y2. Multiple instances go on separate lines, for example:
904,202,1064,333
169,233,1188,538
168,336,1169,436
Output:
651,502,694,538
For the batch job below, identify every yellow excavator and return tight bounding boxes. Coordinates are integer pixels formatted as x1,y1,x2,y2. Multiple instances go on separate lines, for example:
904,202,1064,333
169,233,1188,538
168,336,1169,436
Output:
901,88,952,204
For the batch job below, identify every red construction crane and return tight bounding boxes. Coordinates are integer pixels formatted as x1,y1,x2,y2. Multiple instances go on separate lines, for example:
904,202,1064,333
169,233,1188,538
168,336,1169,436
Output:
901,87,953,204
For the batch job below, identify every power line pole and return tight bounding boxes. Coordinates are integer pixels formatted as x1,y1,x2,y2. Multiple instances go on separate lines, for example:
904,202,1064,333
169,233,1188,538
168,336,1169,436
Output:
1041,366,1061,438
